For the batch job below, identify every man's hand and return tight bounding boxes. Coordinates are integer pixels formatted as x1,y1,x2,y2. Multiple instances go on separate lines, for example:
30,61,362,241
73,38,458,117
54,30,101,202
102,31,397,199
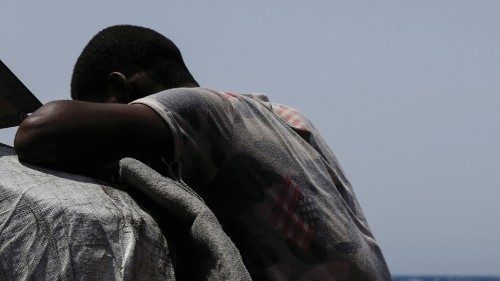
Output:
14,100,172,172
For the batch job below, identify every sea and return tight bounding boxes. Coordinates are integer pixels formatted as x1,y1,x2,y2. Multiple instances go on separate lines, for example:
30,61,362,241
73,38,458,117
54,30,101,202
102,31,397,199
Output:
393,277,500,281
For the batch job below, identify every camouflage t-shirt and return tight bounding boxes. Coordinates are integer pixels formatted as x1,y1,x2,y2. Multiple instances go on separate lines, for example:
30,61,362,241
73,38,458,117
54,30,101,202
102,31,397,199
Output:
132,87,391,281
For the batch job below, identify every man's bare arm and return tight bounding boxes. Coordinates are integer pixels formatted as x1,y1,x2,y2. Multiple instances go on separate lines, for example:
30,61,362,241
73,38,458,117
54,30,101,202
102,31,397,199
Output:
14,100,172,171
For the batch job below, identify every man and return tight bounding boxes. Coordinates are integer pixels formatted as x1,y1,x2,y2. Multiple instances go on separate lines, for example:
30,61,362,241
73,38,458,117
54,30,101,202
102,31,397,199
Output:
15,25,390,280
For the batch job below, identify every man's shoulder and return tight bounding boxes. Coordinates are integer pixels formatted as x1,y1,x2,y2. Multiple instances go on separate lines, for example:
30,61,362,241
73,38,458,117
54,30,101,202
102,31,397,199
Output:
139,87,230,105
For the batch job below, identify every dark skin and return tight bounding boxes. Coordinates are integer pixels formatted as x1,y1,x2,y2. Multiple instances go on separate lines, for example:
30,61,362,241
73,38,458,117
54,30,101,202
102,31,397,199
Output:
14,70,198,172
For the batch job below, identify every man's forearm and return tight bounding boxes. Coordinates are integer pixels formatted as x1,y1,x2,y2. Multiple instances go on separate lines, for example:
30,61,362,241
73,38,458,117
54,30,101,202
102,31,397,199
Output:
14,100,171,171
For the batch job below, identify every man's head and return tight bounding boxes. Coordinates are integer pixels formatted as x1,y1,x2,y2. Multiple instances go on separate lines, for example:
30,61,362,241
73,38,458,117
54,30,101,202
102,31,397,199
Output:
70,25,198,103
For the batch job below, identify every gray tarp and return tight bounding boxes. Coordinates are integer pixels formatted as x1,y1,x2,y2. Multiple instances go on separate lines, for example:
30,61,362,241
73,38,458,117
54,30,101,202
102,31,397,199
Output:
0,145,250,280
0,144,175,280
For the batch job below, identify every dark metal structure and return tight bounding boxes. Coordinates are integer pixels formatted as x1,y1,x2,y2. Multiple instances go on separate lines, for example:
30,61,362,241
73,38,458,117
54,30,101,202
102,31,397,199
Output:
0,59,42,129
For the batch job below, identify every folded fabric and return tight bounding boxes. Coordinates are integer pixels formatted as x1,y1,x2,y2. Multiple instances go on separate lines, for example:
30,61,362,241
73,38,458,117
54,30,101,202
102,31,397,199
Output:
119,158,251,281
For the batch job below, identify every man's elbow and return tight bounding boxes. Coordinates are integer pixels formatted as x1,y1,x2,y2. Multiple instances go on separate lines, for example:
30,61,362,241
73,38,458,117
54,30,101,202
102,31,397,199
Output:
14,102,60,164
14,116,45,163
14,102,64,163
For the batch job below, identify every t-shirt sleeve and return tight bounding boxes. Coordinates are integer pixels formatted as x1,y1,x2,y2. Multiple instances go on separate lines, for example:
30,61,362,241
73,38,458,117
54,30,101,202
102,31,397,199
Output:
130,87,234,185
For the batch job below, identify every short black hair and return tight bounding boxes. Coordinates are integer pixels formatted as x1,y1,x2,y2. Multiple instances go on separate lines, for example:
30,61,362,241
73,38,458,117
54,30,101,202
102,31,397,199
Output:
70,25,197,101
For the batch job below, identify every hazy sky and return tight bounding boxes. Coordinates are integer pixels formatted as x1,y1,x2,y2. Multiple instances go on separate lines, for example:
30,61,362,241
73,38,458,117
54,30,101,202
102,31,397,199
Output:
1,1,499,276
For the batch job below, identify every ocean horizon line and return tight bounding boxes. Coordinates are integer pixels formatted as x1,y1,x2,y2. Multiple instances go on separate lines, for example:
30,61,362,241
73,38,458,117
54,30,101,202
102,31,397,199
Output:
393,276,500,281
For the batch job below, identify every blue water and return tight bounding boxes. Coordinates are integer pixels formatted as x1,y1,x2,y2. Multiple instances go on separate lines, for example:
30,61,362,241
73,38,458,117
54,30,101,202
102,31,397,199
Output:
394,277,500,281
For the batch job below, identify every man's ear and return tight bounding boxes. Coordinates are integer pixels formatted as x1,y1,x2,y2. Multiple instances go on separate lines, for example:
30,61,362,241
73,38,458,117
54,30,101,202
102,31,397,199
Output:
106,72,130,103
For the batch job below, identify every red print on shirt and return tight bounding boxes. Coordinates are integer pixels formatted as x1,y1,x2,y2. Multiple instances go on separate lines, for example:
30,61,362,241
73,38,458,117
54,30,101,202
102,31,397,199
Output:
272,176,315,252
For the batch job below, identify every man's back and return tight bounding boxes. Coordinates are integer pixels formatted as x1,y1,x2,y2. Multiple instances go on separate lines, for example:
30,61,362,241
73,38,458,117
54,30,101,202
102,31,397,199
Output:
132,87,391,280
